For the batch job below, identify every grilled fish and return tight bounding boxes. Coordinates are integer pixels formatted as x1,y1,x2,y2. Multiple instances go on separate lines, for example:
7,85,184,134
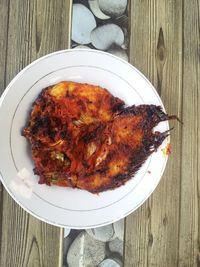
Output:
22,81,176,193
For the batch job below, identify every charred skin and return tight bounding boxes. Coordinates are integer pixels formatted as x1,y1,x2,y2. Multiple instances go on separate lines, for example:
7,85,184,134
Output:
22,81,172,193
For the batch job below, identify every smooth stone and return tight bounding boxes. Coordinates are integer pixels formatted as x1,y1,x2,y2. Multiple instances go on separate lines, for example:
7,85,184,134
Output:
67,231,106,267
72,4,96,44
74,45,91,49
88,0,110,20
99,0,127,17
86,224,115,242
107,46,128,61
113,220,124,241
91,24,124,50
99,258,122,267
108,238,123,256
64,228,71,238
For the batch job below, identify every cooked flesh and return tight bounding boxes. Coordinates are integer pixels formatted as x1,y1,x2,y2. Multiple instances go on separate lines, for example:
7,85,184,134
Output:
22,81,174,193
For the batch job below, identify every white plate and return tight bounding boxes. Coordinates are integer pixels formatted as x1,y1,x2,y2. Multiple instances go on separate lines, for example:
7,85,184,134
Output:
0,49,169,229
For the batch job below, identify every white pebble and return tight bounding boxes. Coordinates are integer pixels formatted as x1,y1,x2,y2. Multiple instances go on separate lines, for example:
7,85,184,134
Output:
72,4,96,44
91,24,124,50
86,224,115,242
99,0,127,17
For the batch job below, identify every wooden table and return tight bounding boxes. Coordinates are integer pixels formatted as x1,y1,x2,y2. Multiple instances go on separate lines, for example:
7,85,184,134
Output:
0,1,199,266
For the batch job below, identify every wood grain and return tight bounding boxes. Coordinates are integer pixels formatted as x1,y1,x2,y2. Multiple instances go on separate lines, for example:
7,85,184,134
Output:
0,0,10,256
0,0,72,266
124,1,183,266
0,0,9,95
178,1,200,266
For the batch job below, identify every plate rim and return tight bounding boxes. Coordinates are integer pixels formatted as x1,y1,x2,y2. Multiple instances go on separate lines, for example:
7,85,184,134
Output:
0,49,169,228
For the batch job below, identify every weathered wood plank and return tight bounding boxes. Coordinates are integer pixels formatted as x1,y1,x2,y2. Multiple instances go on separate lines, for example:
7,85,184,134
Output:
0,1,72,266
178,1,200,266
124,1,182,266
0,0,9,95
0,0,10,256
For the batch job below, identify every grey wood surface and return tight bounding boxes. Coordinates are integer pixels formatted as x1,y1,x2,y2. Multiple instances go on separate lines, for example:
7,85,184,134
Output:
0,0,9,249
0,0,72,266
178,0,200,266
124,0,199,266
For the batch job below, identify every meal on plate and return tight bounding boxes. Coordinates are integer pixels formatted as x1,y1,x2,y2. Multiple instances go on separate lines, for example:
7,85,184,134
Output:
22,81,176,193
